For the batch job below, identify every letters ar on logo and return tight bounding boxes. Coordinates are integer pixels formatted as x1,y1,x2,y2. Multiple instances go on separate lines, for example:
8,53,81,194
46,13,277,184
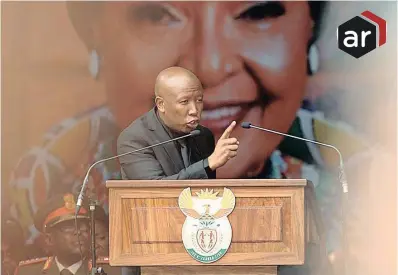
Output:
337,11,387,58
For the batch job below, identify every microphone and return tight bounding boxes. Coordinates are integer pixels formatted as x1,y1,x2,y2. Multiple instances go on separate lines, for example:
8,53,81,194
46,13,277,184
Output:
242,122,350,275
241,122,348,194
75,129,201,215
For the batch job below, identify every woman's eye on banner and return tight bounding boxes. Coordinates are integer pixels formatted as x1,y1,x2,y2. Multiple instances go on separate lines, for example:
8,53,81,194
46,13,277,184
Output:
128,3,185,28
234,1,286,31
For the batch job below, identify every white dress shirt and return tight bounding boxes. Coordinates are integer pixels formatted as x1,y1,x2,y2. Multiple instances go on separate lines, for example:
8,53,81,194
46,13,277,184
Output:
55,257,83,274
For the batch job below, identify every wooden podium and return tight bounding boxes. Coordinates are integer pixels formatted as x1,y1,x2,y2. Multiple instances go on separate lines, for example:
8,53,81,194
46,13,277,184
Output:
106,179,323,275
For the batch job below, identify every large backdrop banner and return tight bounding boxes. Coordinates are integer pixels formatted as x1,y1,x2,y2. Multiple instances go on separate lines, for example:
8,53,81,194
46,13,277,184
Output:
1,1,397,275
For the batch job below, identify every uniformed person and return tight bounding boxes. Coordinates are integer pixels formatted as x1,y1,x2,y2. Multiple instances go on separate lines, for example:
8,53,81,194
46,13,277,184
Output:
14,193,125,275
14,193,90,275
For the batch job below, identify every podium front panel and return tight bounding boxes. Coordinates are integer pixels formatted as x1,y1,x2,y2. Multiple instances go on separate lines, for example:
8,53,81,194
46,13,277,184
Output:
107,180,305,266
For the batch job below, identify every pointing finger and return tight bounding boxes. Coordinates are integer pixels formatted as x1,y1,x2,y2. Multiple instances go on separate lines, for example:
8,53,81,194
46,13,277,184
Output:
220,121,236,140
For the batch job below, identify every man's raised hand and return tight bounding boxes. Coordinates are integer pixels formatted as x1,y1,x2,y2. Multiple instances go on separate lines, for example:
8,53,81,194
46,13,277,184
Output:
208,121,239,170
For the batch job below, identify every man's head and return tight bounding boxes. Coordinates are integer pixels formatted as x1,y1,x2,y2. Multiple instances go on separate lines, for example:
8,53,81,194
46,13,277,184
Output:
45,220,89,262
34,193,90,263
154,67,203,134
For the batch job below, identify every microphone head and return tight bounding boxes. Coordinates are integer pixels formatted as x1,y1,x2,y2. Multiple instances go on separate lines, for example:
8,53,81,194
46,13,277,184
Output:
190,129,201,136
241,122,252,129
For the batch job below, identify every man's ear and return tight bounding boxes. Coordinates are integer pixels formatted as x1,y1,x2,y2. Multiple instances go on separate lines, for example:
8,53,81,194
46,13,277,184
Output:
155,96,165,113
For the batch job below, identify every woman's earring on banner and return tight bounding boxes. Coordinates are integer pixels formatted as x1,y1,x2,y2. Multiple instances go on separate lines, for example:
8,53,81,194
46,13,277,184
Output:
308,44,320,75
89,49,100,79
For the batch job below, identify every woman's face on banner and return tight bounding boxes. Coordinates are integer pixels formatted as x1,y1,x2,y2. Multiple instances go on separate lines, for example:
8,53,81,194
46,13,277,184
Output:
95,1,313,178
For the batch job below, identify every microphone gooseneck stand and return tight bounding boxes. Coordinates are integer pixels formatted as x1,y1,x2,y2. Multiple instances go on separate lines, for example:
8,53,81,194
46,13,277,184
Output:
241,122,349,275
74,196,107,275
89,198,107,275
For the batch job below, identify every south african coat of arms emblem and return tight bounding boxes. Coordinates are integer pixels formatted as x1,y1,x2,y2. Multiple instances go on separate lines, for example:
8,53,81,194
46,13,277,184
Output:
178,187,235,263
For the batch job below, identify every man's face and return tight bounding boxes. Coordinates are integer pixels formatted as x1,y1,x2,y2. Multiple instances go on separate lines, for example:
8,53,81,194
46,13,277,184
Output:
47,219,89,258
96,1,312,178
158,77,203,133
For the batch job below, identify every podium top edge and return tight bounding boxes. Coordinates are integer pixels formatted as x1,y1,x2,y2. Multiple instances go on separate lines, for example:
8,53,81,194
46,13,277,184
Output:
106,179,308,188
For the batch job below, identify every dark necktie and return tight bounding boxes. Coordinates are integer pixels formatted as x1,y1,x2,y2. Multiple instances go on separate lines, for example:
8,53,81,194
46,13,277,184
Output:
179,140,190,168
60,269,73,275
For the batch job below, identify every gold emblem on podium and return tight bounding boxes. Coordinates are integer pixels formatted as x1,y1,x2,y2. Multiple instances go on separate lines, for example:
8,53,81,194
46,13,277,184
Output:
178,188,235,263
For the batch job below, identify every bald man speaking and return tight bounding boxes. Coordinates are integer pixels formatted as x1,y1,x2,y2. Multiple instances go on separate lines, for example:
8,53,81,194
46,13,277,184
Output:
117,67,239,180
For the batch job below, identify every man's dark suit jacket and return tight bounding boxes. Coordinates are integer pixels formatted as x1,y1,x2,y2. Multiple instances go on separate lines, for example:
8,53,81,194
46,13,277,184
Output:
117,108,216,180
